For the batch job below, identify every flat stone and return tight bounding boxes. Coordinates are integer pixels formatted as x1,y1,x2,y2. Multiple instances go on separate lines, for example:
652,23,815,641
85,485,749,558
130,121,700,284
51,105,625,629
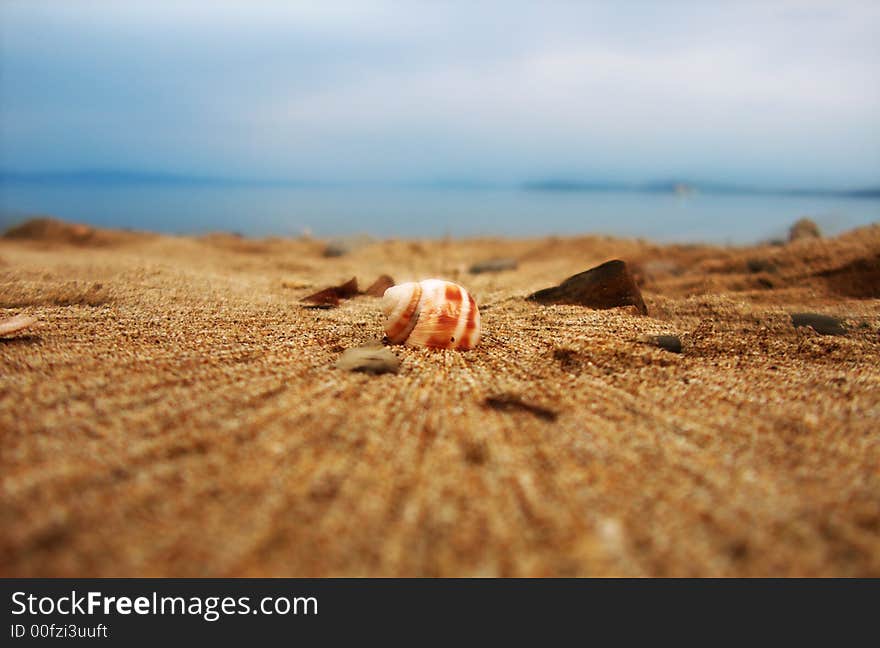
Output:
640,334,682,353
791,312,846,336
364,275,395,297
302,277,359,307
335,345,400,375
527,259,648,315
469,258,518,274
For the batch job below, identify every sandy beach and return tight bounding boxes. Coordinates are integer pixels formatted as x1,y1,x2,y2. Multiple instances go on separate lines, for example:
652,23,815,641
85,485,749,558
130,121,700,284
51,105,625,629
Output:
1,217,878,577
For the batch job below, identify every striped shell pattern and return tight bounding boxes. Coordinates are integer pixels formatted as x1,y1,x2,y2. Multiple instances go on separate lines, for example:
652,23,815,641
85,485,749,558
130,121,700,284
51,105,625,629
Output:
382,279,481,350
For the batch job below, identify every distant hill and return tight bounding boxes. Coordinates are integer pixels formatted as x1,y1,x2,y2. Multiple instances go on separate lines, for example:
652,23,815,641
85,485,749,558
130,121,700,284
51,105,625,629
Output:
523,179,880,199
0,170,318,187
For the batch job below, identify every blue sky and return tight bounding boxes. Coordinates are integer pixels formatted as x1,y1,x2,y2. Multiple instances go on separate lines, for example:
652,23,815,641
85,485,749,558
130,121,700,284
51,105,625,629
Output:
1,1,878,187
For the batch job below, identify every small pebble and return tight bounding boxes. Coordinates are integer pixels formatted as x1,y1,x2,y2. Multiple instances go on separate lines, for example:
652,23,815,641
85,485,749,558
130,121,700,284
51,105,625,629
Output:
791,312,846,336
788,218,821,242
746,258,777,274
322,242,348,258
469,258,518,274
640,334,682,353
322,234,375,257
335,345,400,375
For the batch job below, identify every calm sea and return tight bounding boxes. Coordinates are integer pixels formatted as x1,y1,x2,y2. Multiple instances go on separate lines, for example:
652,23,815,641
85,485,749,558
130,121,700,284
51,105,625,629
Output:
1,182,877,244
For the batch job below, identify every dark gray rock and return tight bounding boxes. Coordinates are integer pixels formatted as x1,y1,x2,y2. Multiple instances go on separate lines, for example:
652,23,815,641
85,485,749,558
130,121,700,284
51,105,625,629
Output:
527,259,648,315
335,345,400,374
469,258,518,274
791,312,846,336
322,234,376,258
640,334,682,353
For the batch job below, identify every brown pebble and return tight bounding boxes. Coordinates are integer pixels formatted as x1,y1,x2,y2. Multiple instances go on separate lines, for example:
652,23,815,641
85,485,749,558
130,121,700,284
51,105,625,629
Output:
364,275,395,297
640,334,682,353
322,234,375,258
335,345,400,374
788,218,821,242
0,315,37,337
302,277,359,307
303,290,339,307
469,258,518,274
485,394,558,421
746,258,777,274
527,259,648,315
553,348,583,372
791,312,846,336
322,243,348,258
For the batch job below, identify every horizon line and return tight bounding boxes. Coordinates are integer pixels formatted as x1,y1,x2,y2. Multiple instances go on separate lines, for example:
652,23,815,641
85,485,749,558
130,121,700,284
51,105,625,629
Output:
1,168,879,198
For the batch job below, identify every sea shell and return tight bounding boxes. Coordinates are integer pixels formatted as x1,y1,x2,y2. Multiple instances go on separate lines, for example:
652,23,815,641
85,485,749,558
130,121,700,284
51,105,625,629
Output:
382,279,481,350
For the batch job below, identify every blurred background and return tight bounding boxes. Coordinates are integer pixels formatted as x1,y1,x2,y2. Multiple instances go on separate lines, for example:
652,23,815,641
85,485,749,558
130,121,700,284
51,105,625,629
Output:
1,0,878,242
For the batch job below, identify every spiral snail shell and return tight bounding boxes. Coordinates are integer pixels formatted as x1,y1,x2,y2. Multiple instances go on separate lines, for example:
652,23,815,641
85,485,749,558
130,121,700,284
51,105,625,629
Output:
382,279,481,350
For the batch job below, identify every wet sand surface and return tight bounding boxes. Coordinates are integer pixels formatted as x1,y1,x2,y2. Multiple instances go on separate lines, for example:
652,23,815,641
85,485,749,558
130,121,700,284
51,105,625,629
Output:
1,219,879,576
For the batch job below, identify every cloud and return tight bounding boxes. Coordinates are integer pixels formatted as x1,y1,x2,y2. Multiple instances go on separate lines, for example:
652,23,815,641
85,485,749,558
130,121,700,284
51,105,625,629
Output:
1,1,878,185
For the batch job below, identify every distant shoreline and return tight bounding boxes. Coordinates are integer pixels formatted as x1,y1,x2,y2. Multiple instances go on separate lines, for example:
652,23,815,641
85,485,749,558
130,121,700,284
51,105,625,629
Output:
2,170,878,200
522,180,880,200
